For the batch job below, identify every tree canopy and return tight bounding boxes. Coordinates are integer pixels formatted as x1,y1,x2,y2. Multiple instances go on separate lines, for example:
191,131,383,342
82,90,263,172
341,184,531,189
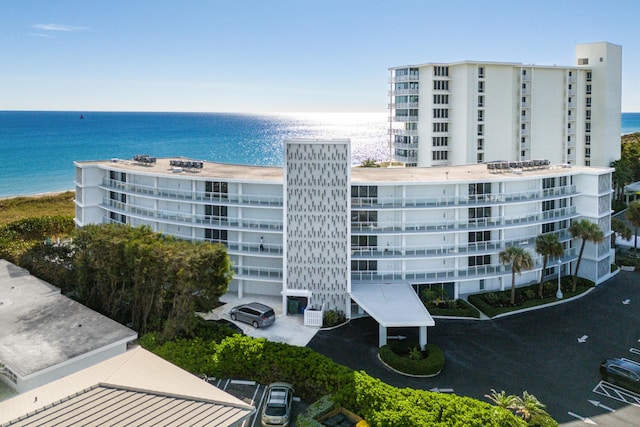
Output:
499,246,533,305
569,219,604,292
72,223,232,338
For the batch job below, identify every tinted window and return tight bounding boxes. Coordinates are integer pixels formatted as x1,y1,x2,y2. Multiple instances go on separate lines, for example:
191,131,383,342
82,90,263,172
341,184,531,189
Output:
263,309,275,317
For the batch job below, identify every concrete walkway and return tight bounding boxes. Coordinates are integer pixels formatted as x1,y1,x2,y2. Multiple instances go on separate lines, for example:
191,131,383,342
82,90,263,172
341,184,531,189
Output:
203,294,319,347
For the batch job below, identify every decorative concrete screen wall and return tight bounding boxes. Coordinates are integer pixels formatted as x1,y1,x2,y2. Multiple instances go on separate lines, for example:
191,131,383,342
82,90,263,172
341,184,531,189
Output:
284,139,351,316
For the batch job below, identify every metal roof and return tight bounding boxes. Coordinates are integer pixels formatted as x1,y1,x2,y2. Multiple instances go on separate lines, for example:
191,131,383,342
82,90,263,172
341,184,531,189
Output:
0,347,255,426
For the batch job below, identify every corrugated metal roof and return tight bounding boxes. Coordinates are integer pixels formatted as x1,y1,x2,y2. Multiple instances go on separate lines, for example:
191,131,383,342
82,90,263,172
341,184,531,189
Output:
3,384,252,426
0,347,254,427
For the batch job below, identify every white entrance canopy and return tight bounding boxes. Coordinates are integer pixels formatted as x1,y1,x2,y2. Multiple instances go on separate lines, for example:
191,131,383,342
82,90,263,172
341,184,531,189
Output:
350,283,435,348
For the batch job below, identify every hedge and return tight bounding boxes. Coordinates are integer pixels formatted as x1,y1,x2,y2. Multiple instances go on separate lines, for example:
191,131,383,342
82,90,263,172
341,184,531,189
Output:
378,343,444,376
141,334,527,426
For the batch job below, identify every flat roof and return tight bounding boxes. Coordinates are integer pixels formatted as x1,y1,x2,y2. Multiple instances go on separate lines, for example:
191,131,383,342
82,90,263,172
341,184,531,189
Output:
0,260,137,377
0,346,254,426
76,156,608,184
350,283,434,327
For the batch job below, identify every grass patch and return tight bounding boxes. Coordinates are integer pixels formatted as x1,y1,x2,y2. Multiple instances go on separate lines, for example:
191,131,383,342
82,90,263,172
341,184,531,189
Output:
0,191,75,226
468,277,594,318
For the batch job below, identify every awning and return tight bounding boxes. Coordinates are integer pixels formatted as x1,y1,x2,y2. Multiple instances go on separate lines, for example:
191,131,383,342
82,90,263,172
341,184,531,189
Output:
350,283,435,328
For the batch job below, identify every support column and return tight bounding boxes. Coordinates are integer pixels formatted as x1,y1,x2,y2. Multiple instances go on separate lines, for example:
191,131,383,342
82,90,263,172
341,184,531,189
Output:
419,326,427,350
379,324,387,348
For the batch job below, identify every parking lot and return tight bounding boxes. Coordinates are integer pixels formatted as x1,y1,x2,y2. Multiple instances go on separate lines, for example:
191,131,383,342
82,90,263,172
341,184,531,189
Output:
209,378,307,427
308,270,640,426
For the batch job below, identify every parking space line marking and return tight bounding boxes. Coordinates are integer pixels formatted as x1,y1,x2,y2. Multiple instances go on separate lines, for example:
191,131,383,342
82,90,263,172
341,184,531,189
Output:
593,381,640,407
629,348,640,355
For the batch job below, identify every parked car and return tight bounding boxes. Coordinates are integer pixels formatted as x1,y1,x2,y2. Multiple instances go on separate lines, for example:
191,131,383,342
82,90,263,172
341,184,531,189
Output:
230,302,276,328
600,358,640,393
261,382,294,427
206,318,244,335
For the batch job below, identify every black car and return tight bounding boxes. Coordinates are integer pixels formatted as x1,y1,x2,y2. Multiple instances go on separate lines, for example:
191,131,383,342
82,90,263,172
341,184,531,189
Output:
600,358,640,393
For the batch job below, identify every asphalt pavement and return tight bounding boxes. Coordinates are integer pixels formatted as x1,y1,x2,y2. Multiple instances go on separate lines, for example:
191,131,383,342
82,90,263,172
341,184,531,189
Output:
307,271,640,426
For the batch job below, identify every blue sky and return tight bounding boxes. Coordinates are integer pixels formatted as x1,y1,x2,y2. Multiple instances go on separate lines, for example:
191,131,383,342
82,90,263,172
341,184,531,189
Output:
1,0,638,113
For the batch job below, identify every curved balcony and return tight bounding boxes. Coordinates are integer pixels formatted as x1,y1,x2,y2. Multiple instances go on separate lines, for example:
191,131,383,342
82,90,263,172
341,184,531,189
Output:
351,231,572,259
351,251,577,283
101,178,283,207
102,198,283,230
389,89,420,96
389,102,420,109
350,185,577,208
350,206,577,233
390,115,419,123
389,75,420,83
389,128,419,137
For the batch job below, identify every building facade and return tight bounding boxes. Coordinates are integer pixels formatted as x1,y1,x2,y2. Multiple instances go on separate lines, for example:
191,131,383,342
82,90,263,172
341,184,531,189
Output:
75,142,616,337
388,42,622,168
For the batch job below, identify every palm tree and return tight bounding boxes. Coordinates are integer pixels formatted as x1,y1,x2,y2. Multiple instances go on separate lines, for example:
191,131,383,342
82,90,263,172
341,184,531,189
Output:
499,246,533,305
626,201,640,256
535,233,564,298
484,389,518,410
513,391,551,422
611,217,632,251
569,219,604,292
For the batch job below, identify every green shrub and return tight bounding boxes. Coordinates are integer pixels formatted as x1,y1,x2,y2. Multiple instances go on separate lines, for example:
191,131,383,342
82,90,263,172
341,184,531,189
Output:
297,395,335,427
323,309,346,327
378,342,444,376
142,334,529,426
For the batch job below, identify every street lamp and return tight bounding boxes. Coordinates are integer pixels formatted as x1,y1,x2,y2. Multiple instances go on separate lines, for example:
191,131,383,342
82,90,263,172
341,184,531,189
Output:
556,259,563,299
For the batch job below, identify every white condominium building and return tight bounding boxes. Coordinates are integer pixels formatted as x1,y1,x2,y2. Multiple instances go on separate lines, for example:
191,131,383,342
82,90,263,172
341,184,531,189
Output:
388,42,622,168
75,141,615,346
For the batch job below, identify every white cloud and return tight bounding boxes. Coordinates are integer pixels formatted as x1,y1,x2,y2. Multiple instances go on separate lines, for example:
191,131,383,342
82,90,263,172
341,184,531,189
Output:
31,24,88,32
30,33,51,38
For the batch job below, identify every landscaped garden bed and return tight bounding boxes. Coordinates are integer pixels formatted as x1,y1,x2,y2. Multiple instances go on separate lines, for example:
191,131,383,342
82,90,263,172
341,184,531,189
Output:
420,288,480,318
468,277,594,318
378,341,444,376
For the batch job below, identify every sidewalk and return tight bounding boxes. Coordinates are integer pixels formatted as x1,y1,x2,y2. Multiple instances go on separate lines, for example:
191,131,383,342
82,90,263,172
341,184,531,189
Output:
203,294,319,347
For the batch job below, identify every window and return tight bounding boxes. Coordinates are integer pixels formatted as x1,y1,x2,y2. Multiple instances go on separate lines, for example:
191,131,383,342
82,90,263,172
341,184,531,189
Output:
434,66,449,76
567,136,571,142
522,69,527,76
567,123,571,129
351,210,378,225
351,260,378,271
586,110,591,119
478,81,485,93
478,95,484,107
586,84,592,95
206,181,228,199
542,223,555,233
521,96,527,103
521,123,526,130
585,122,591,132
521,150,526,158
469,231,491,243
469,207,491,223
469,255,491,267
543,177,555,189
205,205,227,219
586,71,592,81
433,122,449,132
569,71,573,77
477,139,484,150
432,151,449,161
433,94,449,104
477,153,484,163
522,83,527,90
351,235,378,248
559,176,567,186
568,84,572,90
469,183,491,200
542,200,555,211
478,124,484,136
352,185,378,199
568,97,572,103
433,108,449,118
585,135,591,145
478,110,484,122
205,229,227,242
478,66,484,78
521,137,526,144
585,148,591,157
433,80,449,90
578,58,589,65
433,137,449,147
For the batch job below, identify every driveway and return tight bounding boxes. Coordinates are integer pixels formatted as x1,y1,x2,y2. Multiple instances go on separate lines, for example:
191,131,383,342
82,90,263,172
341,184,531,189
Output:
307,271,640,426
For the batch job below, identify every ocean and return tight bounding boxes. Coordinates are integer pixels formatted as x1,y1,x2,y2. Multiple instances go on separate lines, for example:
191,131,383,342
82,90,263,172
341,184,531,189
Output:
0,111,639,199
